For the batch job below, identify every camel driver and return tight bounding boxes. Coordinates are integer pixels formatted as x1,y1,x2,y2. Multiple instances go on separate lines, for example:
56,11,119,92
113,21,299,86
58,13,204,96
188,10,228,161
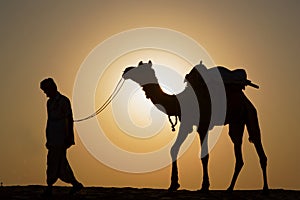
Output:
40,78,83,197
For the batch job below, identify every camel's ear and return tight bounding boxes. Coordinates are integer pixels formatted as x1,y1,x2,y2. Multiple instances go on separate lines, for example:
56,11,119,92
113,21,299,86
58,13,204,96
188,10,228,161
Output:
148,60,152,66
200,60,203,65
138,61,143,66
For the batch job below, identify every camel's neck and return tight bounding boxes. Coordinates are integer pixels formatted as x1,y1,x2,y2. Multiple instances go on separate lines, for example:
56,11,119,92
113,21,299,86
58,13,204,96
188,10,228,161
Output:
126,67,181,117
141,84,180,117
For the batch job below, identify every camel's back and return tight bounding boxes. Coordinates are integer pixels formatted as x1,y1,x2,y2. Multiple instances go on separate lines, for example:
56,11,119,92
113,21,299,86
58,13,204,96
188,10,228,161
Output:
185,64,248,90
185,63,252,126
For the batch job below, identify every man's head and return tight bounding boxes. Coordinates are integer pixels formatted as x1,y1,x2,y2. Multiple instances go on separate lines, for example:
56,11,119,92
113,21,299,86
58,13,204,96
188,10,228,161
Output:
40,78,57,98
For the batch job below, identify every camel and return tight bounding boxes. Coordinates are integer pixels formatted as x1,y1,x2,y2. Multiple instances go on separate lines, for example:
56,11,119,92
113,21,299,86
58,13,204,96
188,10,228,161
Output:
122,60,269,192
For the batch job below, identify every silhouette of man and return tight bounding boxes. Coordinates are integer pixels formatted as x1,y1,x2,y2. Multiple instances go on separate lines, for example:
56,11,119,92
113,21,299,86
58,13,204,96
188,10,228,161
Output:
40,78,83,196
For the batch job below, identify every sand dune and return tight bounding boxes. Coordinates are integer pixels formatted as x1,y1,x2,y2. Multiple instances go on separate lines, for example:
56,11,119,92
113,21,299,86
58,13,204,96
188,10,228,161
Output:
0,186,299,200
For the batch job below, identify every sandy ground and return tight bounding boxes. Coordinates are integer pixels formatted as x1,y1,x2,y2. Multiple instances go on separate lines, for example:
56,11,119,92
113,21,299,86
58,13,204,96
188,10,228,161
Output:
0,186,299,200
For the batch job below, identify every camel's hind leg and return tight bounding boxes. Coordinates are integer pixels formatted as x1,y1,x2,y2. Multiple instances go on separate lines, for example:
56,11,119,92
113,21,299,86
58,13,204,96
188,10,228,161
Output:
227,122,245,191
245,100,269,192
253,140,269,192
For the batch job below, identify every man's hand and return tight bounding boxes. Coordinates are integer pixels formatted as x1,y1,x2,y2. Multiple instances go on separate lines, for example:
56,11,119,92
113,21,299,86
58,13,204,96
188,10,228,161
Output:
64,117,75,148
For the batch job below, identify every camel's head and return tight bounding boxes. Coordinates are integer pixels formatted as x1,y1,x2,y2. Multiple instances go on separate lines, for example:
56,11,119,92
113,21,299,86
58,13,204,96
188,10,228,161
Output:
122,60,158,85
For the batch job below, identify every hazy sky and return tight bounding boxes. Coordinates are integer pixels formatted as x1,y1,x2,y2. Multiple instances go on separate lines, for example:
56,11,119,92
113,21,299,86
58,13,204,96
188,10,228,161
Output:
0,0,299,190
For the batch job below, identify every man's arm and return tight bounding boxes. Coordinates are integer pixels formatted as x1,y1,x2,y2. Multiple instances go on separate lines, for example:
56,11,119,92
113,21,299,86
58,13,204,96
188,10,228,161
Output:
63,97,75,148
65,117,75,148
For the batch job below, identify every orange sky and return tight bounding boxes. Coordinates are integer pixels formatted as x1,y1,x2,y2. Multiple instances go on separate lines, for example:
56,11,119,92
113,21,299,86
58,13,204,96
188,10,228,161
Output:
0,0,299,190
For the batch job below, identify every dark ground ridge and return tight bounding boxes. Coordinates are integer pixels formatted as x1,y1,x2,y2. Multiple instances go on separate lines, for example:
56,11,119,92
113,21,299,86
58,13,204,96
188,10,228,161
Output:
0,186,299,200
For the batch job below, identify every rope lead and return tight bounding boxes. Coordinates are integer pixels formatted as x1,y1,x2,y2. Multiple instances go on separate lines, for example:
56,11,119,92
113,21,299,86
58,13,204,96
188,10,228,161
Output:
73,78,125,122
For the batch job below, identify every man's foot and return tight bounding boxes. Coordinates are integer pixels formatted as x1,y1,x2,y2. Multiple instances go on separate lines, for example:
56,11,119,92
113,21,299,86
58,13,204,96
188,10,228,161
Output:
69,182,83,195
41,186,52,198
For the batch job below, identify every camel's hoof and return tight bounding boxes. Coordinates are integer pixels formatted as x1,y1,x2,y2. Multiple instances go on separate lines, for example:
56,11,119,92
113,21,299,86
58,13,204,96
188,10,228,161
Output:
198,188,210,193
168,182,180,192
200,182,210,192
262,187,269,195
226,187,233,193
200,186,210,192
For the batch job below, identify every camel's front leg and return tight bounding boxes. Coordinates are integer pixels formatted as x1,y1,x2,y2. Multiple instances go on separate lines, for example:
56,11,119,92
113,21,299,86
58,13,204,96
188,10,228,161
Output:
198,126,210,191
168,126,189,191
169,161,179,191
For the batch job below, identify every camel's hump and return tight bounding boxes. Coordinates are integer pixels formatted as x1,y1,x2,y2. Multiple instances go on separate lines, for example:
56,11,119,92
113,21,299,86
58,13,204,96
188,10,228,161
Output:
186,64,248,86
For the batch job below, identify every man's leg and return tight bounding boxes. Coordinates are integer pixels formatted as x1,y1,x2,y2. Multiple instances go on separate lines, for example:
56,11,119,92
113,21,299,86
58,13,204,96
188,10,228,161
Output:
58,148,83,194
43,148,60,197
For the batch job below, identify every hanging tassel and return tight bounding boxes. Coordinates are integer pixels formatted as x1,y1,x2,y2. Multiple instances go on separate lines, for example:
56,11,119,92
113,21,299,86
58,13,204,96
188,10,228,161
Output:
168,115,178,132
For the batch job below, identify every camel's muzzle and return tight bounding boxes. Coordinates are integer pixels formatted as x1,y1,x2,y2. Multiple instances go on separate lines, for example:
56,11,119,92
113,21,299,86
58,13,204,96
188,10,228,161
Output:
122,67,136,79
